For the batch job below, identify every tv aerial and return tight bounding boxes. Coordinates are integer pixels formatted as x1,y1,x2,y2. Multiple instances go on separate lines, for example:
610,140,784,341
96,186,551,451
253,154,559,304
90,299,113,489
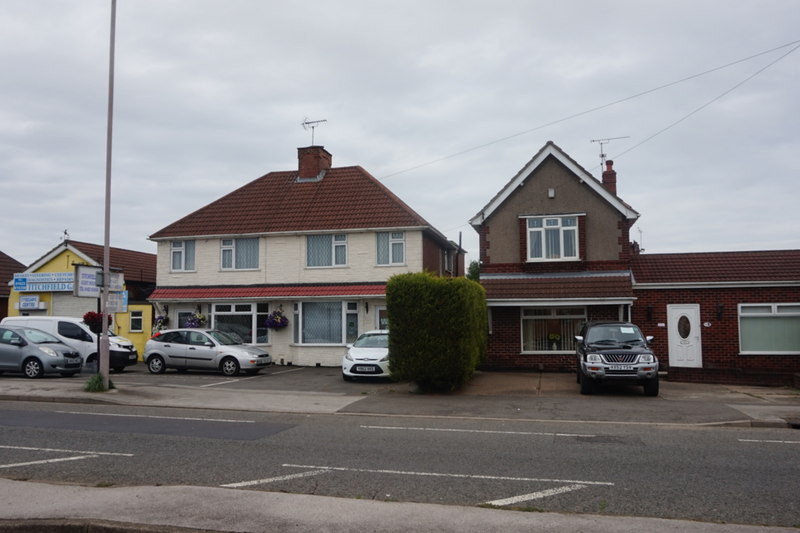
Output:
590,136,629,167
302,118,327,145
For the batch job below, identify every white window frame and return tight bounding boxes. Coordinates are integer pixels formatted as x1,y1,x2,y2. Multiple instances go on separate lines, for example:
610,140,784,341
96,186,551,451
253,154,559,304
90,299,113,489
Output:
295,300,358,345
524,215,579,262
306,234,348,268
376,231,405,266
738,303,800,355
129,310,143,333
170,240,195,272
220,238,260,270
211,302,270,344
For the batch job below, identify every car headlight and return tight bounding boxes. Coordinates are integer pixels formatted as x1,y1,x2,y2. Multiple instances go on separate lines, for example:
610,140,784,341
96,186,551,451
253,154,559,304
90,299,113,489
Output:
345,352,353,361
379,354,389,362
40,347,58,358
586,354,602,363
639,354,655,364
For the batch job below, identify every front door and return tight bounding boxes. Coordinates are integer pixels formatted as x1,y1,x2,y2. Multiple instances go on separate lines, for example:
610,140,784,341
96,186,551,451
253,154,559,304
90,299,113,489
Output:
667,304,702,368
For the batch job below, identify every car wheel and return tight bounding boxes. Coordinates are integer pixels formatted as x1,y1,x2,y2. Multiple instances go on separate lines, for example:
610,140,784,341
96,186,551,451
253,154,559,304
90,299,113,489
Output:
220,357,240,376
643,375,659,397
23,358,44,379
579,372,595,395
342,372,353,381
147,355,166,374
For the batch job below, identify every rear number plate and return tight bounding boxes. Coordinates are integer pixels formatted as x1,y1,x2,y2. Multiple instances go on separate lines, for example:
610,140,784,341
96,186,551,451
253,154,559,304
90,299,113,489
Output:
609,364,635,370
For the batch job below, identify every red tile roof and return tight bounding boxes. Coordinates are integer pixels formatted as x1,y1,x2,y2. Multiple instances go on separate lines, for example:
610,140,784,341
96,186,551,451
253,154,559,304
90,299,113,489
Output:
68,241,157,283
632,250,800,284
481,273,634,300
149,283,388,301
0,250,26,297
149,165,437,240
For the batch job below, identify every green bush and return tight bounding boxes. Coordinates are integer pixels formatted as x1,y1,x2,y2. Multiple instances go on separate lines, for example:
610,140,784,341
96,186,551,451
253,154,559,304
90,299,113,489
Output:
386,272,487,392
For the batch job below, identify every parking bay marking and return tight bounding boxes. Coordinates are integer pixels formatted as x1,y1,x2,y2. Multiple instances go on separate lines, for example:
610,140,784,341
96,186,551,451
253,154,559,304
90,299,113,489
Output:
57,411,255,424
0,445,133,470
362,425,596,438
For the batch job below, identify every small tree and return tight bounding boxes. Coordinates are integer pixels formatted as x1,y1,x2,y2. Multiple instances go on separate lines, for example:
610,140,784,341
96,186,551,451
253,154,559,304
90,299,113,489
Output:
466,260,480,281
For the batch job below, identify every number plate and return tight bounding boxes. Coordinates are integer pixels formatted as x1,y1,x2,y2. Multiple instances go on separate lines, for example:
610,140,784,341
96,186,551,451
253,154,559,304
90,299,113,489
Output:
355,366,375,373
129,354,137,360
609,364,635,370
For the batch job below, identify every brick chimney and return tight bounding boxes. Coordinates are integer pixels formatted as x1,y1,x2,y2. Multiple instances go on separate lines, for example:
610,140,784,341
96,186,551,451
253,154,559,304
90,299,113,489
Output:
297,146,332,180
602,159,617,195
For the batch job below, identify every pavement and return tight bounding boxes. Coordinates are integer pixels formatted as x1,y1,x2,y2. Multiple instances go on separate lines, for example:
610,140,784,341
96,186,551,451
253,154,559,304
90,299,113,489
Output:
1,370,799,532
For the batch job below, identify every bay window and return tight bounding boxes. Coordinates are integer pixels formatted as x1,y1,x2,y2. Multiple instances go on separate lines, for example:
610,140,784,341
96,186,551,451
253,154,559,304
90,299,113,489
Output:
212,303,270,344
295,301,358,344
522,307,585,352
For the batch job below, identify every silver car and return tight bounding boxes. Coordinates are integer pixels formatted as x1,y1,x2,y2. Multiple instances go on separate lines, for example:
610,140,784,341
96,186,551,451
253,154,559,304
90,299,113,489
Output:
0,325,83,378
144,329,272,376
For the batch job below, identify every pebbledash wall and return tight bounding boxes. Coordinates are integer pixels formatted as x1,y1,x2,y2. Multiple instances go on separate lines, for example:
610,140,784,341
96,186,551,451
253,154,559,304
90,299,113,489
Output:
632,285,800,386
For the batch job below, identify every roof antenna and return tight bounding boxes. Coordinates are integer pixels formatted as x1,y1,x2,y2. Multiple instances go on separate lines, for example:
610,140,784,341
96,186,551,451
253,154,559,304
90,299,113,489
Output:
590,136,629,167
302,118,327,145
61,229,70,242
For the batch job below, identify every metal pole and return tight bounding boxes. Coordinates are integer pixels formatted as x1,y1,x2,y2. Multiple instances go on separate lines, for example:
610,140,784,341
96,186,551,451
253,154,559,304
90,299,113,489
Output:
100,0,117,390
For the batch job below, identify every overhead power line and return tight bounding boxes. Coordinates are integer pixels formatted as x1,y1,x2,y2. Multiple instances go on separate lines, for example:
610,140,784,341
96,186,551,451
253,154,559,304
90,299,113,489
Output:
379,38,800,180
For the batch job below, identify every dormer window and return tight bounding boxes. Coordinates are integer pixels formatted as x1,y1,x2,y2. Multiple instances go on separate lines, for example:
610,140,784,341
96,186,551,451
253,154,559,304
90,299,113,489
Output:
526,216,578,261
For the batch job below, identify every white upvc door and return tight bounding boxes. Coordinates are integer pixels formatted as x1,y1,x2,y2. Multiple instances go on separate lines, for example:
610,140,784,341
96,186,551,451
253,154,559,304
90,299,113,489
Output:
667,304,703,368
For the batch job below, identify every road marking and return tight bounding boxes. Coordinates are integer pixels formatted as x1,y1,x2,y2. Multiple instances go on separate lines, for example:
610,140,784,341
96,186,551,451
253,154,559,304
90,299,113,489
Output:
739,439,800,445
0,455,98,469
270,367,306,375
57,411,255,424
283,464,614,486
485,484,588,506
0,445,133,457
220,469,329,488
362,425,595,438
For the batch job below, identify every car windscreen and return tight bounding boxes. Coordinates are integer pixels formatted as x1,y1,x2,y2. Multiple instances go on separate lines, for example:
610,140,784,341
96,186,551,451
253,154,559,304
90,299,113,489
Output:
586,325,644,345
20,328,63,344
207,330,242,345
353,333,388,348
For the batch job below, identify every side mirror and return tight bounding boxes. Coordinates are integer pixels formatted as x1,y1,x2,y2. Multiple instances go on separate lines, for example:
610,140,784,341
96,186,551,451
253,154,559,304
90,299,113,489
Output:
11,337,26,347
204,341,214,347
574,336,583,343
646,336,654,343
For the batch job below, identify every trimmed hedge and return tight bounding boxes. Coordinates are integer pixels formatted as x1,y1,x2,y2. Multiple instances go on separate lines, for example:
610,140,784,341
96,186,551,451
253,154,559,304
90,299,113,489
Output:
386,272,487,392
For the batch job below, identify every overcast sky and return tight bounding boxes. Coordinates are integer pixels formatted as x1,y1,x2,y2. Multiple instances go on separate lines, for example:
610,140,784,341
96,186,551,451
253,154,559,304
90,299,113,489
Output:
1,1,798,268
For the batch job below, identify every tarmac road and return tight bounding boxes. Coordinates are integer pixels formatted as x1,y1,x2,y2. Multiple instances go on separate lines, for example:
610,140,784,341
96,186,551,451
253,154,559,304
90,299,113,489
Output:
0,369,798,532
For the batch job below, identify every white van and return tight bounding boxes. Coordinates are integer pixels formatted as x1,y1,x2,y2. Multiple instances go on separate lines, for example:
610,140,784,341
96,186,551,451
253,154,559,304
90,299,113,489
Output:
0,316,138,372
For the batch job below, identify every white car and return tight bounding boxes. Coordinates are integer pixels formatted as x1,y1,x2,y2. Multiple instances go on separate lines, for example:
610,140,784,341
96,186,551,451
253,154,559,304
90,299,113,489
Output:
342,330,390,380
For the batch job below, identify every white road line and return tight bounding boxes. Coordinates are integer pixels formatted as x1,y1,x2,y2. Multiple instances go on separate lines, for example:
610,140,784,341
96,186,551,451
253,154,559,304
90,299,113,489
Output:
200,379,241,388
739,439,800,445
362,425,595,438
485,484,588,506
220,469,329,488
270,367,306,375
283,464,614,486
1,455,98,469
57,411,254,424
0,445,133,457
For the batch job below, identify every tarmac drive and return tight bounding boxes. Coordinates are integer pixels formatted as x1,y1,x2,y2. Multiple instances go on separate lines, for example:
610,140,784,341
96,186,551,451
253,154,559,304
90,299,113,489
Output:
0,369,798,532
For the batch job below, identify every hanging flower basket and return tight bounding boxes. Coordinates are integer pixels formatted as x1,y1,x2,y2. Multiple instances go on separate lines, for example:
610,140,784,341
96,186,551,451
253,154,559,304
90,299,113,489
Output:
153,315,170,331
185,313,206,328
264,309,289,329
83,311,113,334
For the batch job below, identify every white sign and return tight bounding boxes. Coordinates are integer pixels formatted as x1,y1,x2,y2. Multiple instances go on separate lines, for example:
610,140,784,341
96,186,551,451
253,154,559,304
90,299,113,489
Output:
13,272,74,292
19,295,40,310
74,265,125,297
107,291,128,313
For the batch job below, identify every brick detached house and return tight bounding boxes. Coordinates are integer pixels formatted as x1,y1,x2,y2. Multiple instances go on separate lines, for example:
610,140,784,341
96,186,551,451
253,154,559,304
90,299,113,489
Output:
471,141,800,386
148,145,463,367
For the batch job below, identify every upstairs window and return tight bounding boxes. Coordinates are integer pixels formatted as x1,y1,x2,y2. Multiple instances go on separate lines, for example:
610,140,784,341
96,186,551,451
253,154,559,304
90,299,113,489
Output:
307,234,347,267
171,240,195,271
526,216,578,261
221,238,259,270
377,232,405,265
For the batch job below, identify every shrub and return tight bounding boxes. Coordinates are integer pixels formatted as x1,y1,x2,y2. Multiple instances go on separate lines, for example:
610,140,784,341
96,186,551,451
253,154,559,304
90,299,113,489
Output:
386,272,487,392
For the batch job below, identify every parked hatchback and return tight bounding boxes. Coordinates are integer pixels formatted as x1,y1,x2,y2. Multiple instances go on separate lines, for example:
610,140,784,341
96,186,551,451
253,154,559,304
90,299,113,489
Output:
342,330,390,380
0,326,83,378
144,329,272,376
575,321,659,396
